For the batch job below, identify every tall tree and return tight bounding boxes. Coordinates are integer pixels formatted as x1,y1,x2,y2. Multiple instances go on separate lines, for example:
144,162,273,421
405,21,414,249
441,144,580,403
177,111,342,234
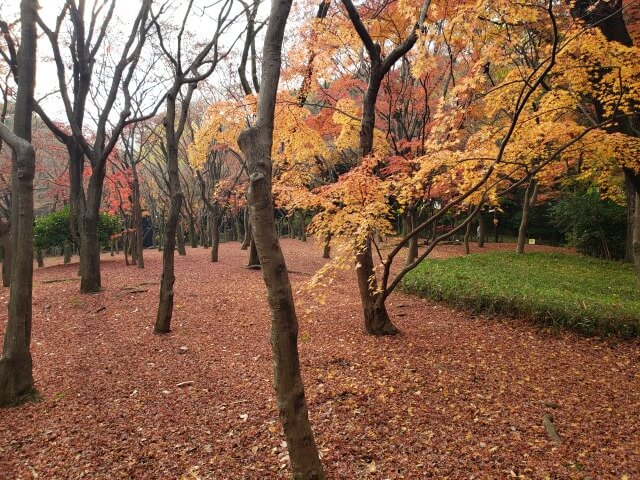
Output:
153,0,236,333
36,0,155,293
339,0,430,335
237,0,325,476
0,0,37,407
569,0,640,286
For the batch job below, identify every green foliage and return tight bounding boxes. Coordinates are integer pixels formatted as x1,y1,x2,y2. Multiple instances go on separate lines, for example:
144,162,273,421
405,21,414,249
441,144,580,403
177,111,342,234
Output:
33,207,73,250
98,211,122,247
550,192,626,260
34,206,121,250
401,252,639,338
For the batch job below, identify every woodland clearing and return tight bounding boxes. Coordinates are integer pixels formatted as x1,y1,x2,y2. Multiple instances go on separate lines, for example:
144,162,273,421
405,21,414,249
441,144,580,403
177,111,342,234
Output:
0,240,638,479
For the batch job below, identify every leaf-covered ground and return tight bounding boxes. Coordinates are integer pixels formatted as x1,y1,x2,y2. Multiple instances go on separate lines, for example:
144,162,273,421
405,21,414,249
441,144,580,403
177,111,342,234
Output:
0,240,638,479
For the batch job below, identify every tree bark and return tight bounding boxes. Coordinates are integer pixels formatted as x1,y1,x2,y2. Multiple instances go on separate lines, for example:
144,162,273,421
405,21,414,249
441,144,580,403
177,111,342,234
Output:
131,160,144,268
634,192,640,290
63,243,72,264
323,232,331,259
1,222,10,286
626,177,635,263
357,239,399,335
211,207,220,263
237,0,324,475
155,91,184,334
517,178,538,254
248,235,260,268
464,218,472,255
241,208,250,249
0,0,38,407
477,214,486,247
405,207,418,266
177,221,187,256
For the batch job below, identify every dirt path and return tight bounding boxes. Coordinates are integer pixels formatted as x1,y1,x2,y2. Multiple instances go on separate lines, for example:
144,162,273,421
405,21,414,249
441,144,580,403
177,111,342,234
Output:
1,240,638,479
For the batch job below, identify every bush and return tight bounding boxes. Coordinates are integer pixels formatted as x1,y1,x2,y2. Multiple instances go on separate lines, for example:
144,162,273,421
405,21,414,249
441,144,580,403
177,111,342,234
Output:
550,191,626,260
34,206,121,251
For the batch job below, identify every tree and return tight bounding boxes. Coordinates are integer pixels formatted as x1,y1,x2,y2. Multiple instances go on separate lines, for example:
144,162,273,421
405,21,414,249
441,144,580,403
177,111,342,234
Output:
0,0,37,407
237,0,325,476
303,0,636,336
153,0,236,334
36,0,156,293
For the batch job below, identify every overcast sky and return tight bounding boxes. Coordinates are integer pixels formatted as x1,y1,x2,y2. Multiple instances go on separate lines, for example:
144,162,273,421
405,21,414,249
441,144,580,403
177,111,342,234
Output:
2,0,263,123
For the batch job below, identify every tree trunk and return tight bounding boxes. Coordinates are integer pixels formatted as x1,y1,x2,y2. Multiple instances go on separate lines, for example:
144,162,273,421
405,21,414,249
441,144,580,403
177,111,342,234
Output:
626,177,635,263
297,210,307,242
123,230,130,266
177,222,186,256
248,235,260,268
288,213,295,238
36,249,44,268
78,180,105,293
235,214,242,242
63,243,72,264
323,233,331,259
405,208,418,266
464,218,472,255
241,208,250,249
132,161,144,268
188,216,197,248
155,92,184,334
634,192,640,290
237,0,324,474
357,239,399,336
477,214,486,247
211,212,220,263
517,179,538,254
1,224,10,287
0,0,38,407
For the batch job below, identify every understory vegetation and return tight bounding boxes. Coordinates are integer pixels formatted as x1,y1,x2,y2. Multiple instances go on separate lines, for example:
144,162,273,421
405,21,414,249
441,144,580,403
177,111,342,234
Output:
401,252,640,338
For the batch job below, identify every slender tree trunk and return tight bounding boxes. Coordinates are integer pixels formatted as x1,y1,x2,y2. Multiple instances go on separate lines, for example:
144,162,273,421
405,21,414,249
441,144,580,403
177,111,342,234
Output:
200,214,207,247
477,214,486,247
464,218,472,255
237,0,324,474
233,217,239,241
155,93,183,334
188,216,197,248
0,0,38,407
177,222,186,256
288,214,295,238
36,249,44,268
517,179,538,254
297,210,307,242
248,236,260,268
211,211,220,263
405,208,418,266
323,232,331,259
124,230,130,266
626,178,635,263
63,243,72,264
634,192,640,290
132,162,144,268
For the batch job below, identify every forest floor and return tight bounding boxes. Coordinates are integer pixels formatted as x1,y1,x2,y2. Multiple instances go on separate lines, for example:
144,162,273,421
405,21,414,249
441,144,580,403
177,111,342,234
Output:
0,240,638,479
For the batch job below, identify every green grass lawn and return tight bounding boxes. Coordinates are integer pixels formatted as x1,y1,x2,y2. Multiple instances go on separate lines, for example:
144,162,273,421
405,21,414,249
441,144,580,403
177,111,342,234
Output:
401,251,640,338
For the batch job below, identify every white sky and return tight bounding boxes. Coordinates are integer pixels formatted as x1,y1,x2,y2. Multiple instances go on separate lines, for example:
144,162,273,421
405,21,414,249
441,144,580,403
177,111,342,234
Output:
2,0,267,123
